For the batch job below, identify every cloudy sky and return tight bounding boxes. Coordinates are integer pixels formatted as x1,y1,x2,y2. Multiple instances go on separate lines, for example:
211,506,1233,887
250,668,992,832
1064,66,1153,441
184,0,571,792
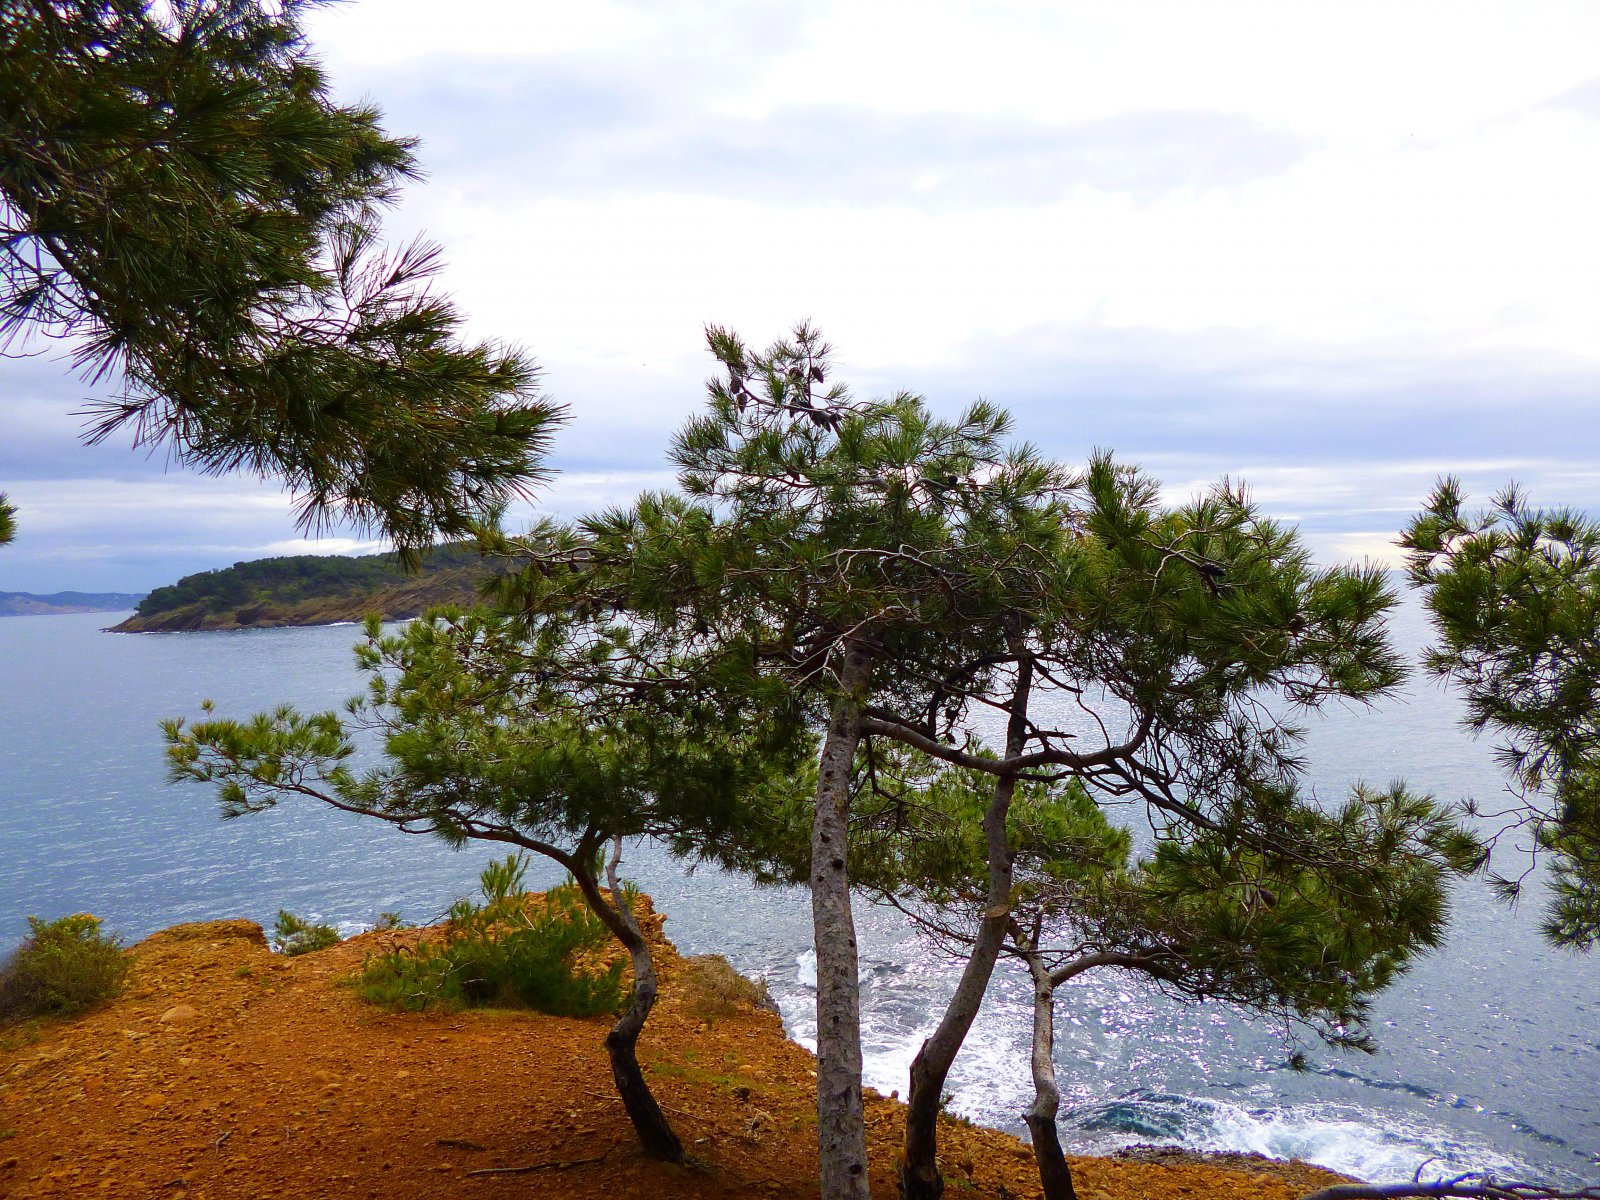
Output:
5,0,1600,594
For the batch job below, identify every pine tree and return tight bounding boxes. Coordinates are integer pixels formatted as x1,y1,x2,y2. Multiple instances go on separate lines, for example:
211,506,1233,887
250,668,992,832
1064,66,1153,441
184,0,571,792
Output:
164,606,812,1161
1402,479,1600,947
538,327,1484,1199
1,0,559,554
842,753,1479,1200
529,324,1068,1200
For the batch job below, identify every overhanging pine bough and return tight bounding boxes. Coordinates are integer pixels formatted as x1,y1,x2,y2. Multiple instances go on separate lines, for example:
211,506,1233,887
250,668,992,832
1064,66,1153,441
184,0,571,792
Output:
1,0,560,555
1402,479,1600,948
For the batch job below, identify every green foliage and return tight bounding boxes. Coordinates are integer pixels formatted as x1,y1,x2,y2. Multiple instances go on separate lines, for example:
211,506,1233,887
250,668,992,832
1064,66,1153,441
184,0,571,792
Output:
134,544,487,618
1087,783,1484,1050
164,602,813,867
358,857,623,1016
0,0,559,553
838,747,1131,906
1402,480,1600,947
270,910,341,957
856,745,1483,1053
0,914,128,1024
0,493,14,546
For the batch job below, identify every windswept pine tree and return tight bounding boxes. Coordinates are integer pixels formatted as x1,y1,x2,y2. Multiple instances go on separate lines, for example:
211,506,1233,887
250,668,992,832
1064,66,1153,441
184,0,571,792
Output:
1,0,558,553
165,606,812,1162
1402,480,1600,947
838,750,1480,1200
505,324,1070,1200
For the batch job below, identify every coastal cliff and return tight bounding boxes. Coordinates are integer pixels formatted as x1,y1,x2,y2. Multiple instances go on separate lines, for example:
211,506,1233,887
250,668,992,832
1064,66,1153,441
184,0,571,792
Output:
0,905,1351,1199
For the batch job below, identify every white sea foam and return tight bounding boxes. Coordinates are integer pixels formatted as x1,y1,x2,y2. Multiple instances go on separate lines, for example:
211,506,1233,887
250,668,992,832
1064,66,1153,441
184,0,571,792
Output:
780,945,1536,1187
1066,1092,1533,1184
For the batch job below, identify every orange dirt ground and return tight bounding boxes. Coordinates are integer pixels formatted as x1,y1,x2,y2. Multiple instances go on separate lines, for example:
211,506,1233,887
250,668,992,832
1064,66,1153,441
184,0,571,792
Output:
0,905,1351,1199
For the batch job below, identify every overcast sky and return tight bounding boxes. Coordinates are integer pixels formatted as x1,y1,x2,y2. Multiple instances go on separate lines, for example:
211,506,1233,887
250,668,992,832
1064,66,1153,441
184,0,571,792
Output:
5,0,1600,594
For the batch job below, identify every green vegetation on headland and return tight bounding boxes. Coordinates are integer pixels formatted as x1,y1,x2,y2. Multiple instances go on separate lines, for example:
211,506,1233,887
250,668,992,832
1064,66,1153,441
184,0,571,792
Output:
110,545,496,633
0,591,146,617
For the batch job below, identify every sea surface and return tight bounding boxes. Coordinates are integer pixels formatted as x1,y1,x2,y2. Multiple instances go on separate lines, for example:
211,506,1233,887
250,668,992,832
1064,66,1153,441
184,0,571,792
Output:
1,604,1596,1185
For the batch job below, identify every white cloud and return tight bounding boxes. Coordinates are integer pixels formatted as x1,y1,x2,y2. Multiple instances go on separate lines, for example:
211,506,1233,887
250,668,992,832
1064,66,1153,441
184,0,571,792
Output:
8,0,1600,589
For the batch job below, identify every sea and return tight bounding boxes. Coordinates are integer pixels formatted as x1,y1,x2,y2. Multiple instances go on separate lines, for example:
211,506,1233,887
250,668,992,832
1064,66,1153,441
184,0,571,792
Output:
1,601,1596,1186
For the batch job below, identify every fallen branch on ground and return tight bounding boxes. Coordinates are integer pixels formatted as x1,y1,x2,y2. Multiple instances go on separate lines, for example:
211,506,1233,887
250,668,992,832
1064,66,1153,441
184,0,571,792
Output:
465,1147,615,1177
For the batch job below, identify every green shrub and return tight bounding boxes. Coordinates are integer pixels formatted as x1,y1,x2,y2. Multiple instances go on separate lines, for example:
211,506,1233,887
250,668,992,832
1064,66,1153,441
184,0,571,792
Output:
679,954,772,1018
358,855,624,1017
270,910,341,956
0,914,129,1024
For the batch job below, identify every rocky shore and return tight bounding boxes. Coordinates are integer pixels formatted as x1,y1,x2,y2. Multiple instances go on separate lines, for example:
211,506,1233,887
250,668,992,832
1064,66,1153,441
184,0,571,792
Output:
0,907,1351,1199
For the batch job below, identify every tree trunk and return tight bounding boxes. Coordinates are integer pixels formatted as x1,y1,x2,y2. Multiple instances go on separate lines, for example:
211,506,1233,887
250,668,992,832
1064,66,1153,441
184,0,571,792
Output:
901,655,1034,1200
568,850,685,1164
813,644,874,1200
1022,951,1076,1200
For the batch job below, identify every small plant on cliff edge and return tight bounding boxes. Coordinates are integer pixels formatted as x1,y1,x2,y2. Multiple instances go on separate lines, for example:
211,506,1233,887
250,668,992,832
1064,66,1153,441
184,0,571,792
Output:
358,856,625,1016
270,910,341,957
679,954,772,1019
0,914,129,1024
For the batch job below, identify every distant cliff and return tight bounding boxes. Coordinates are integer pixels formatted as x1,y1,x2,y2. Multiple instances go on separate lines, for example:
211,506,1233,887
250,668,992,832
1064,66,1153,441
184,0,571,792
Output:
109,546,499,632
0,590,146,617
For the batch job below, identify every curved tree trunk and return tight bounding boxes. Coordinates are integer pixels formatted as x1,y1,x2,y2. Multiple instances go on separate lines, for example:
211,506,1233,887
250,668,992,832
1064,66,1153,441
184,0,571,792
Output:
1022,951,1076,1200
568,845,685,1163
814,645,874,1200
901,654,1034,1200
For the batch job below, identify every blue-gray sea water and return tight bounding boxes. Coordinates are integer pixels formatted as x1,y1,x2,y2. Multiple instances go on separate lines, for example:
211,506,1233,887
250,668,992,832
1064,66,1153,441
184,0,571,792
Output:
1,603,1596,1185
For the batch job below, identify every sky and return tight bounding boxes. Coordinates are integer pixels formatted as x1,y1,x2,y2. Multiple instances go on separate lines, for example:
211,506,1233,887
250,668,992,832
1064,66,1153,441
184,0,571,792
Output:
5,0,1600,594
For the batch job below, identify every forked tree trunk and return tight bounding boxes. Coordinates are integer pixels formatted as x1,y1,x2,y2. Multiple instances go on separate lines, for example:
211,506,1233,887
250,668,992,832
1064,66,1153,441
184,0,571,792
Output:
1022,951,1076,1200
569,851,685,1163
901,655,1034,1200
813,645,874,1200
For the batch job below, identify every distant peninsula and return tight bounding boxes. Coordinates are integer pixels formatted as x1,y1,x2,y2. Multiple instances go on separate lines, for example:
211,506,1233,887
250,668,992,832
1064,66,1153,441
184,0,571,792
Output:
0,590,147,617
109,545,499,633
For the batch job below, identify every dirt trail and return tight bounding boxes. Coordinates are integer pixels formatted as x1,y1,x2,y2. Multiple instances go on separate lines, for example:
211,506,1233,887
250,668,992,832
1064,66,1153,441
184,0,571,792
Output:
0,911,1348,1199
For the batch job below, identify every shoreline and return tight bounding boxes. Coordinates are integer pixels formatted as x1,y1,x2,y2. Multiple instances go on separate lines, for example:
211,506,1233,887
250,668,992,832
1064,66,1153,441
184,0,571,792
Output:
0,912,1354,1199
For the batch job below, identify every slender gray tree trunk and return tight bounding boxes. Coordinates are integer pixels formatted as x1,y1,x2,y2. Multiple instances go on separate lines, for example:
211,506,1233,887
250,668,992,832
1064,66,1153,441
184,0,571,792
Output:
569,847,685,1163
813,644,874,1200
1022,951,1076,1200
901,654,1034,1200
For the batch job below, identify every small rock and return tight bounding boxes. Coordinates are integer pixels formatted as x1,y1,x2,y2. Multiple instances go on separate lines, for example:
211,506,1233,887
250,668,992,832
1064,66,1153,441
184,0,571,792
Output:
743,1109,774,1137
159,1005,198,1025
141,1092,167,1108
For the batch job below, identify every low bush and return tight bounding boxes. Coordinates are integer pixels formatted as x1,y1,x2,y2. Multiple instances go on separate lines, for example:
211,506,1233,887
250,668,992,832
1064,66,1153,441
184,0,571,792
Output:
0,914,129,1024
679,954,773,1018
270,910,341,956
358,855,624,1017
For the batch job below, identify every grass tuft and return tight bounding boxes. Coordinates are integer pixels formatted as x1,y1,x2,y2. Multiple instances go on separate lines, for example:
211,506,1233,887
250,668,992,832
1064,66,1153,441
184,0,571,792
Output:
357,855,624,1018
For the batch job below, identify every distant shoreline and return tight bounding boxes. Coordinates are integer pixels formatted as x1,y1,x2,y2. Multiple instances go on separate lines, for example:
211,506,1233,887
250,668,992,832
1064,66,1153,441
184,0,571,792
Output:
0,591,144,618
